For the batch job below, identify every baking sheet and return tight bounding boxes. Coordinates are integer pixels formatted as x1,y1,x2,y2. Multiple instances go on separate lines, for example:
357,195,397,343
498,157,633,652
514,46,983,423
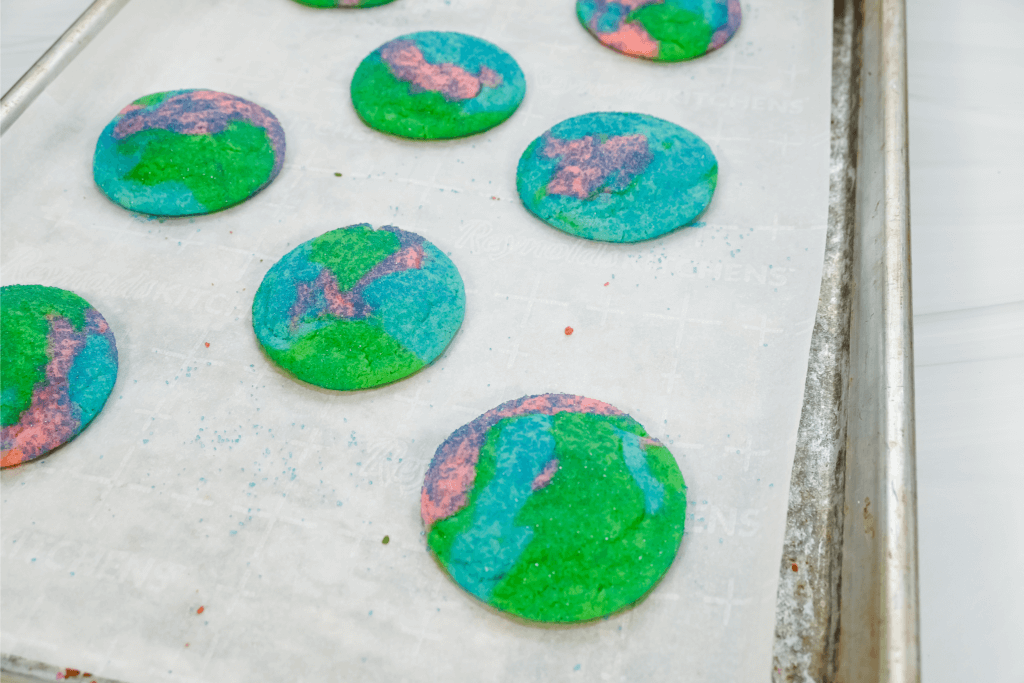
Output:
0,0,832,680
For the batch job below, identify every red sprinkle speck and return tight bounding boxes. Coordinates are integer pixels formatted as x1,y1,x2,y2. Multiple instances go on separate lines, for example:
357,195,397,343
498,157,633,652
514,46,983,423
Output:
564,327,574,336
791,563,799,572
197,606,205,614
603,282,609,287
204,342,210,348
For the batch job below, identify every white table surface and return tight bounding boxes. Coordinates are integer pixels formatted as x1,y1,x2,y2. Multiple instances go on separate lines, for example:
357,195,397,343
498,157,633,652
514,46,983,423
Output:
3,0,1023,680
906,0,1024,680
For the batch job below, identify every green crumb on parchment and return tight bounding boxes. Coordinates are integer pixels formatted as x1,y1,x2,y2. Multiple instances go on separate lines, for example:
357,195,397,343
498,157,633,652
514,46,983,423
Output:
382,535,390,545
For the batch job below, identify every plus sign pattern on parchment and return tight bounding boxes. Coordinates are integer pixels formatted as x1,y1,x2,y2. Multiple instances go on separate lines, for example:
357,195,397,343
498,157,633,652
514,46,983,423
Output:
0,0,832,681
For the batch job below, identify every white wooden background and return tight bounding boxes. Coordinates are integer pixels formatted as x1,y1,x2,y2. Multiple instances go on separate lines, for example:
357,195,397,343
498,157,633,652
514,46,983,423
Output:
3,0,1023,680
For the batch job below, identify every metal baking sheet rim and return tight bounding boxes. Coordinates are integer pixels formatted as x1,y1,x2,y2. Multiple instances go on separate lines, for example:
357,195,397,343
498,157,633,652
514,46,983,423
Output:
771,0,921,681
0,0,920,680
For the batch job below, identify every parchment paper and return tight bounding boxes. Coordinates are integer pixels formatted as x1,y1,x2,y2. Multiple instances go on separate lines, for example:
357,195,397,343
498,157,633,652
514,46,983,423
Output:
0,0,832,680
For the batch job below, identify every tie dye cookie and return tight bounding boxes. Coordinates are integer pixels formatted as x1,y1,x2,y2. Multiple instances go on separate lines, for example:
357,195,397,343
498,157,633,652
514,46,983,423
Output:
350,31,526,140
517,112,717,242
252,224,465,390
1,285,118,468
291,0,395,6
422,393,687,623
577,0,741,62
93,89,286,216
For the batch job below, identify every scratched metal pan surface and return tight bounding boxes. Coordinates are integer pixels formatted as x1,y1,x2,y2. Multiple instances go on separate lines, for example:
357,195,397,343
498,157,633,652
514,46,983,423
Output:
0,0,918,681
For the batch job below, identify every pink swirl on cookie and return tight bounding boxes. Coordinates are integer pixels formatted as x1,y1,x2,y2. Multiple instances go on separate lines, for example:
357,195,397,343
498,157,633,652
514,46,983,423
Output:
380,40,503,102
359,230,425,285
288,269,369,331
543,132,654,199
587,0,661,58
531,458,561,491
0,316,85,467
617,0,661,8
601,23,660,58
112,90,286,176
421,394,627,528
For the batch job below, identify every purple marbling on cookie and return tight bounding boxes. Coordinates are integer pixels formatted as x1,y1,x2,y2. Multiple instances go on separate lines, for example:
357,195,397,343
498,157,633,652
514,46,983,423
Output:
113,90,286,177
709,0,742,49
542,132,654,199
379,39,503,102
286,227,426,329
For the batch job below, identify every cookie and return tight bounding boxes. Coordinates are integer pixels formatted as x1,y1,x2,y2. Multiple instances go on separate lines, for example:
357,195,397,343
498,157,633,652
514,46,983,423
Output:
422,393,687,623
252,224,465,390
351,31,526,139
1,285,119,468
292,0,395,6
93,89,286,216
577,0,741,61
516,112,717,242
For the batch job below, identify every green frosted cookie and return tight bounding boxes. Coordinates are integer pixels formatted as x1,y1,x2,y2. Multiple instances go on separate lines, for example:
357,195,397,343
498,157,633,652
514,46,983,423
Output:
351,31,526,140
252,224,465,390
422,393,687,623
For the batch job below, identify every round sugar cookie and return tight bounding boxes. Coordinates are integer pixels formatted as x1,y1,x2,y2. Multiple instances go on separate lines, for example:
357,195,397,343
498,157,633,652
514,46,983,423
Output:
516,112,717,242
1,285,119,468
577,0,741,62
93,89,286,216
421,393,687,623
291,0,395,6
252,224,465,390
351,31,526,140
